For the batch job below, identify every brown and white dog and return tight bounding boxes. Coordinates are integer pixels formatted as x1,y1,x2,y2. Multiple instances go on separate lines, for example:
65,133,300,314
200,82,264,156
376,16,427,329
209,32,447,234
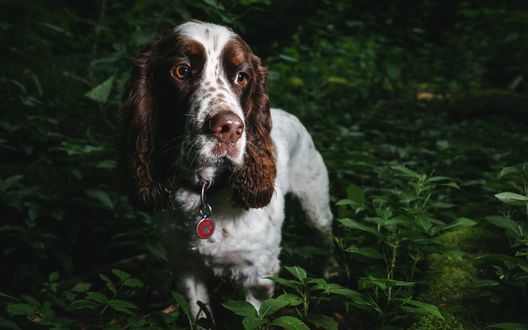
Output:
121,21,332,319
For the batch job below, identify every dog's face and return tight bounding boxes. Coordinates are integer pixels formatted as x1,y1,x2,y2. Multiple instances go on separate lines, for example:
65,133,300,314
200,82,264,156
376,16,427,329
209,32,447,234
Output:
121,22,276,210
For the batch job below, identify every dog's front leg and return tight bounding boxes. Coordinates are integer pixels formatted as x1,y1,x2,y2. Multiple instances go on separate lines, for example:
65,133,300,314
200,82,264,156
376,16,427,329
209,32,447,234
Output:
244,277,275,311
181,274,211,322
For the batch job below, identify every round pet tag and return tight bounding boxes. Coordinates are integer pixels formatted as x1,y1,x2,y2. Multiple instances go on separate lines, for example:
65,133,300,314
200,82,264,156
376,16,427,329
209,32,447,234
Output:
196,218,215,239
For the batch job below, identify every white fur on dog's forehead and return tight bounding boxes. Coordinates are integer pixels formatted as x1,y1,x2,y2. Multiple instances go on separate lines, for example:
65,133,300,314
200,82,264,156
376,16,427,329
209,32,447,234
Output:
173,21,247,176
175,21,235,52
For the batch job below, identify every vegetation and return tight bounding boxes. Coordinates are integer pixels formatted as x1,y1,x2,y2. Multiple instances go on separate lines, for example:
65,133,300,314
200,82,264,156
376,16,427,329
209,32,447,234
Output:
1,0,528,329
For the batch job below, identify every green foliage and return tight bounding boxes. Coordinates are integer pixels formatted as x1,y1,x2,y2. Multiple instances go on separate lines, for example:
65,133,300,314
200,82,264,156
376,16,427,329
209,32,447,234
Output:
1,269,197,328
473,164,528,322
1,0,528,328
333,169,457,326
409,314,465,330
224,266,344,329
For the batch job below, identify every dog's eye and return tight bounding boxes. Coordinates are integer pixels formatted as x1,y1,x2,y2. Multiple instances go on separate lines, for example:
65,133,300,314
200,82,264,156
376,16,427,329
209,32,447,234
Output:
234,72,248,86
172,64,191,80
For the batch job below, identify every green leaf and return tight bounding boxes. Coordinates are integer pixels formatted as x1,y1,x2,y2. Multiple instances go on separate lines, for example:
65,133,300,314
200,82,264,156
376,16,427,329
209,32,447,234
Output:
70,282,92,293
36,22,73,37
95,160,117,170
336,199,354,206
345,245,384,259
310,279,370,307
386,64,400,81
400,299,443,319
426,176,451,183
285,266,307,282
107,299,138,315
222,300,257,318
0,316,20,330
278,54,298,62
495,192,528,206
127,316,147,328
146,241,168,261
476,254,522,269
471,279,500,288
66,299,98,311
85,188,113,210
267,275,301,290
416,214,433,232
172,291,193,325
487,322,528,330
338,218,381,237
85,75,114,104
325,76,349,85
20,295,39,305
243,317,264,330
99,274,117,295
276,293,303,306
391,165,421,179
259,296,290,318
111,268,131,282
86,291,108,304
123,278,144,288
347,183,365,208
171,291,189,312
271,316,310,330
6,303,37,316
308,314,337,330
0,175,23,191
442,182,461,189
48,271,59,282
485,216,523,236
358,276,414,290
441,217,477,231
499,166,522,179
0,291,19,302
326,284,363,298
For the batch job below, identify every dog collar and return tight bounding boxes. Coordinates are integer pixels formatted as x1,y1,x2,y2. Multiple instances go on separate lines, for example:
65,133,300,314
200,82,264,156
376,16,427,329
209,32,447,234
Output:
196,179,215,239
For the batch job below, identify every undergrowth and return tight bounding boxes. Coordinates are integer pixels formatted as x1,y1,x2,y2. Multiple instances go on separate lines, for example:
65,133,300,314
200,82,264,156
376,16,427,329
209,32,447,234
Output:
1,0,528,329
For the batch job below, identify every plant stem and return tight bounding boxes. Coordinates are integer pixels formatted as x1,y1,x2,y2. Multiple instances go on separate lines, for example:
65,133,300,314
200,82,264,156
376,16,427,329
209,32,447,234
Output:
100,284,121,315
409,253,420,281
89,0,108,81
386,240,399,306
524,183,528,222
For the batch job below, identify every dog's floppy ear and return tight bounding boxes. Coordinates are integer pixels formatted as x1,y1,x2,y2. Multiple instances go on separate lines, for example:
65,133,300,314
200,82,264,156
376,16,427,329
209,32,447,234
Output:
120,40,170,210
229,54,277,209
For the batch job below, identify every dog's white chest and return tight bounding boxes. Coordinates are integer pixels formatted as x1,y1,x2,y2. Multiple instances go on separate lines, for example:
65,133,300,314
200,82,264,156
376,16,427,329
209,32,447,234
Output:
190,207,282,279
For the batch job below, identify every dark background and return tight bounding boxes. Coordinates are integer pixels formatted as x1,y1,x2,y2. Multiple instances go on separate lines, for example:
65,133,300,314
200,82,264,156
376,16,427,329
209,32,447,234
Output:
1,0,527,329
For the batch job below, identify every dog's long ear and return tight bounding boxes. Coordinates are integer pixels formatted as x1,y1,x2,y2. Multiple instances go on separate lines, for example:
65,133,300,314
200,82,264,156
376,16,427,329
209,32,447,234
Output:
120,40,169,210
229,54,277,209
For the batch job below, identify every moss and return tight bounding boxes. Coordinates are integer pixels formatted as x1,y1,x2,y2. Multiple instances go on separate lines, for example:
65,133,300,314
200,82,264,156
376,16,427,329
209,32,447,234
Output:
409,314,465,330
438,227,501,254
417,227,499,328
423,252,477,306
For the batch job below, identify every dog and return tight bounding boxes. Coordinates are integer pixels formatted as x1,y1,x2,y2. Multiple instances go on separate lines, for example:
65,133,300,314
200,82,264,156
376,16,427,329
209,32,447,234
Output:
120,21,333,320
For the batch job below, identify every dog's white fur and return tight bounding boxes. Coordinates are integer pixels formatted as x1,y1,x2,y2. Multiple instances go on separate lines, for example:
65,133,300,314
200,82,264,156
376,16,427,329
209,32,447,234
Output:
160,22,332,319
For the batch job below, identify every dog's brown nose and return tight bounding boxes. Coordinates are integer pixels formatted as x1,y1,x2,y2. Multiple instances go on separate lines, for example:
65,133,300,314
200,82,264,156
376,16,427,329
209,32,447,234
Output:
207,112,244,143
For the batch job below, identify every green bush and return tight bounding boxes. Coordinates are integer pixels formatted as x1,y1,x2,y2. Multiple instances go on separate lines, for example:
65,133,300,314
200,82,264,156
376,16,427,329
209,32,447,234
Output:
1,0,528,329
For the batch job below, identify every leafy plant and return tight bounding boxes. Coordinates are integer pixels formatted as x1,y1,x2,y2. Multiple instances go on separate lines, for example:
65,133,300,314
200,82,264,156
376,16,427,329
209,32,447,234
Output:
474,164,528,325
333,166,472,326
223,265,360,330
1,0,528,328
1,269,201,329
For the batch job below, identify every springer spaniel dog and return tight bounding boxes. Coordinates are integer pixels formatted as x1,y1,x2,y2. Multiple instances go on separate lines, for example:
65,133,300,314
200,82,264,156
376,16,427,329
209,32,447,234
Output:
121,21,332,319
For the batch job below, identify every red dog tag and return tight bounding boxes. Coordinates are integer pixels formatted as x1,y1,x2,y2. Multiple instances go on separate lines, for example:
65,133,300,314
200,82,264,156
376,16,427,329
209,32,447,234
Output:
196,218,215,239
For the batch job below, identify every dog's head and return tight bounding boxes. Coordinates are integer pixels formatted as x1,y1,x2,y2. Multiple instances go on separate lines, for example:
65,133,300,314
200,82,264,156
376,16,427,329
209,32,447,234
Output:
120,21,276,210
